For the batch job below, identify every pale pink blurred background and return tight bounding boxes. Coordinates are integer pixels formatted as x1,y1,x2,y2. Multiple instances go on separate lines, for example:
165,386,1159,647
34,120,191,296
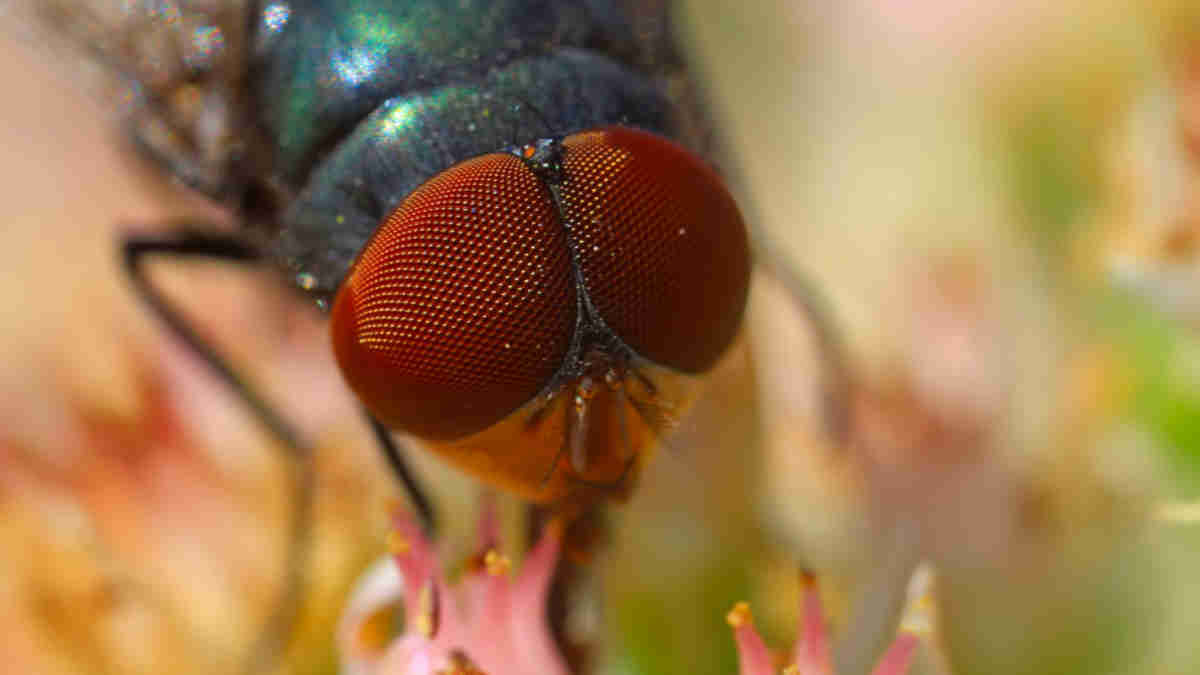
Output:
3,1,1200,674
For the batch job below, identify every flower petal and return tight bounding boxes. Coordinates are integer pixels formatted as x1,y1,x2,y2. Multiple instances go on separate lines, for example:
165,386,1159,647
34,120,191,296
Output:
792,571,832,675
727,602,777,675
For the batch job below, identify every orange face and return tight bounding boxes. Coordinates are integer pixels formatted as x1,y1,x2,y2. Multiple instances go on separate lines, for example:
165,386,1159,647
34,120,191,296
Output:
331,126,750,504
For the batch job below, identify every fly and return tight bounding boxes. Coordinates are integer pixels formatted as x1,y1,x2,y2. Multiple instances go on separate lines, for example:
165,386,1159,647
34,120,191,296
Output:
18,1,850,673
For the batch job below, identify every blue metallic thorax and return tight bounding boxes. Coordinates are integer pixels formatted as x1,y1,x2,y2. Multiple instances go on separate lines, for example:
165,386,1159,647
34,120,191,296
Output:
250,0,675,297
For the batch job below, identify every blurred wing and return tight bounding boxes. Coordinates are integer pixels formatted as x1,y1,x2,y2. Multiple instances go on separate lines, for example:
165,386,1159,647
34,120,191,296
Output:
749,256,853,447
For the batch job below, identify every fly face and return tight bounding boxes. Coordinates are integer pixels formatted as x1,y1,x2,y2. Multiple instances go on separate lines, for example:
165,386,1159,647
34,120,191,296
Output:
330,125,750,503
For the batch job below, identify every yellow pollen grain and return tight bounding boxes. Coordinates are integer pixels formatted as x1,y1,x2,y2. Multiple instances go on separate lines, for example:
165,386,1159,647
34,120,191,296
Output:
726,601,753,628
782,666,799,675
800,569,817,589
899,594,935,637
542,517,566,541
387,530,411,556
414,612,434,638
436,657,487,675
484,550,512,576
415,583,438,637
1157,500,1200,522
357,605,399,652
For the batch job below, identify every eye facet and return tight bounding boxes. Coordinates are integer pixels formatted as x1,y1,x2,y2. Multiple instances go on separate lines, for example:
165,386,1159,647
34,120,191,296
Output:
331,153,576,440
559,127,751,373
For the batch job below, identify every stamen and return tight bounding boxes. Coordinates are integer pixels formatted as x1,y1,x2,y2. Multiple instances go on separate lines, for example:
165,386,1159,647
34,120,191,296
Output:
1157,501,1200,523
414,580,439,638
483,550,512,577
387,530,410,556
441,650,487,675
726,601,753,628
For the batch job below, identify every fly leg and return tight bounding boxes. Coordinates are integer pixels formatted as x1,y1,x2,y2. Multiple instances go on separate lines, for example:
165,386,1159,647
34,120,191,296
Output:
754,245,854,446
122,229,310,675
122,229,436,522
122,231,299,452
121,229,435,674
365,414,436,534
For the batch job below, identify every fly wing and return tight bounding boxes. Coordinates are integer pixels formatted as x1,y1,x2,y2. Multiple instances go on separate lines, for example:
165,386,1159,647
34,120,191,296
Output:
11,0,258,201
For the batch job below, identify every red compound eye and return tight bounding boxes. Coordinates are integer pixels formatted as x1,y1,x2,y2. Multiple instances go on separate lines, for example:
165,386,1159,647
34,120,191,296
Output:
560,127,750,373
331,125,750,477
331,153,576,440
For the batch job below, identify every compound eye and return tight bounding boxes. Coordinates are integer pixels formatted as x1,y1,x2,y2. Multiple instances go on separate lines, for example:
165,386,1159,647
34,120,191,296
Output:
331,153,576,440
559,127,751,373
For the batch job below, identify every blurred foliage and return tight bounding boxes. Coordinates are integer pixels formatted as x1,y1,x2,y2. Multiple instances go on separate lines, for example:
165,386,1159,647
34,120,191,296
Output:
1007,103,1104,262
1105,289,1200,495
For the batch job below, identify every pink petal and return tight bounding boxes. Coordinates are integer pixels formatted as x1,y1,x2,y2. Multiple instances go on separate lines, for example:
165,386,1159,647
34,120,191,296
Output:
470,551,515,653
727,602,776,675
513,520,561,607
474,492,500,551
792,571,832,675
376,634,444,675
389,508,438,626
509,524,569,675
355,507,572,675
870,632,918,675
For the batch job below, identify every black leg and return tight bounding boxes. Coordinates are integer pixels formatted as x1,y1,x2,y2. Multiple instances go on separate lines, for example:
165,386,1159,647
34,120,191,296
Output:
366,414,437,534
121,229,309,674
123,231,304,451
123,230,438,524
123,229,441,669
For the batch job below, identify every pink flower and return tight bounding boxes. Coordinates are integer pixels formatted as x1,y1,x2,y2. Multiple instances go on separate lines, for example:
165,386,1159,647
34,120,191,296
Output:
338,502,569,675
727,572,919,675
